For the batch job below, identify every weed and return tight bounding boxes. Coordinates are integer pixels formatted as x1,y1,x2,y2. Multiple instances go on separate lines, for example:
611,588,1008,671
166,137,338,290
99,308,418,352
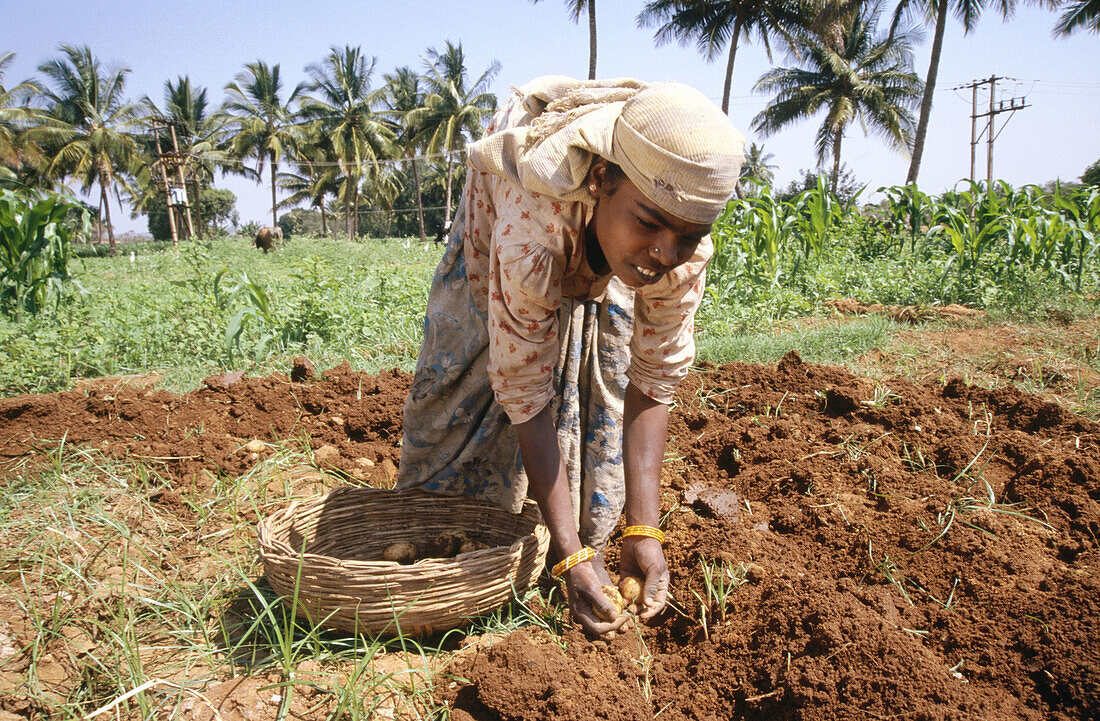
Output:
862,385,902,408
692,558,749,639
915,443,1052,555
867,541,913,606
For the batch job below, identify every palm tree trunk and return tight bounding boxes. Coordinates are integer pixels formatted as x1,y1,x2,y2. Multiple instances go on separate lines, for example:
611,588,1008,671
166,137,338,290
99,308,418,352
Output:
831,129,844,195
269,151,278,227
345,184,353,240
353,185,360,238
410,158,427,243
191,179,204,238
906,0,948,185
96,194,103,245
320,198,328,237
587,0,598,80
444,145,455,227
100,183,117,256
721,17,743,115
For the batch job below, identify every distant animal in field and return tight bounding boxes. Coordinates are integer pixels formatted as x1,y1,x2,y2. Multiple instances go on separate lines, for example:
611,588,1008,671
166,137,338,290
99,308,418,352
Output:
254,226,282,253
433,219,452,245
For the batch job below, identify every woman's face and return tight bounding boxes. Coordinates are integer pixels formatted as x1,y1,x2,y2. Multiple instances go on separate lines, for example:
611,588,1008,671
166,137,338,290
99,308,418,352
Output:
587,159,710,288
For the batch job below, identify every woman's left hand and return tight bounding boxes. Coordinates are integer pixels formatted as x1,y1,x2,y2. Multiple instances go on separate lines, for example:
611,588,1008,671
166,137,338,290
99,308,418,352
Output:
619,535,669,622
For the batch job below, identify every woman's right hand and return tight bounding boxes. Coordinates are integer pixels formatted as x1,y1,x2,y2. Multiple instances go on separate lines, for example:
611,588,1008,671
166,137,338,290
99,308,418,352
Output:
563,558,630,637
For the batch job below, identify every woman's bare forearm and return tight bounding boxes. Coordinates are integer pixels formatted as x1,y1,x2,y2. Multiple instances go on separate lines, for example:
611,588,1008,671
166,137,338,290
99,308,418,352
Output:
514,404,584,558
623,382,668,528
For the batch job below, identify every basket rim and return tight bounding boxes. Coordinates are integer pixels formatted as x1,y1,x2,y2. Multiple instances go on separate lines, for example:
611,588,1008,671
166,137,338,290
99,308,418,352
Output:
257,486,546,569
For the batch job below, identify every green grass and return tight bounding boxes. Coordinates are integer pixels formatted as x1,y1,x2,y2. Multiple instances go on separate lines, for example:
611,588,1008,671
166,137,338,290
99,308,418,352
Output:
698,314,897,366
3,220,1097,397
0,235,442,396
0,443,566,719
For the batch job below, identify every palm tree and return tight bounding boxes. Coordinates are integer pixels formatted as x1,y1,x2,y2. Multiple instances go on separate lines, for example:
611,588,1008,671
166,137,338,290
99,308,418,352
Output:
143,76,229,237
638,1,813,114
753,0,924,194
30,44,142,253
222,60,305,227
384,66,429,242
893,0,1057,185
277,129,340,237
739,142,777,194
531,1,599,79
414,41,500,227
1053,0,1100,34
0,51,43,177
300,46,395,239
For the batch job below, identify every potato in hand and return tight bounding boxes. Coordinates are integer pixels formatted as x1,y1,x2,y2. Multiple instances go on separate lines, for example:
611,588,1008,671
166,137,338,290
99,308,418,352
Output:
618,575,644,606
595,584,626,622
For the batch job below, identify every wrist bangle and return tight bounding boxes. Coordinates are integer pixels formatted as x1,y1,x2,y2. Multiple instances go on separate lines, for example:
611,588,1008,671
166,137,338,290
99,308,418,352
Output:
623,525,665,544
552,547,596,577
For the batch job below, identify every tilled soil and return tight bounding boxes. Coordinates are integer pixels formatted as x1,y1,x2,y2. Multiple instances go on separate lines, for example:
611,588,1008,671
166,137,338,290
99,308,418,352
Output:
1,355,1097,720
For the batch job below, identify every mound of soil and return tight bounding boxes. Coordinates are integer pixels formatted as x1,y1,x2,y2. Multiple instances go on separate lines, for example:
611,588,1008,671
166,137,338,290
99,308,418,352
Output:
0,361,409,488
825,297,985,324
0,354,1097,720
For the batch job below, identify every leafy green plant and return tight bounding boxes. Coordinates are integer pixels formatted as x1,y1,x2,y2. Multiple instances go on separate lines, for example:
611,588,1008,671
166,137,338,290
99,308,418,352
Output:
793,175,843,262
0,187,89,318
880,183,932,254
741,191,798,284
224,271,283,362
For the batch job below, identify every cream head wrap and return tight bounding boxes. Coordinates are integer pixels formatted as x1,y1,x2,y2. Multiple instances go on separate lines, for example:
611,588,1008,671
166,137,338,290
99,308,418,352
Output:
467,75,746,224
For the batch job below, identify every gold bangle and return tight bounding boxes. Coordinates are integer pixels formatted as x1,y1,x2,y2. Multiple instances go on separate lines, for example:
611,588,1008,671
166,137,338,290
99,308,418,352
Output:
552,547,596,577
623,525,665,544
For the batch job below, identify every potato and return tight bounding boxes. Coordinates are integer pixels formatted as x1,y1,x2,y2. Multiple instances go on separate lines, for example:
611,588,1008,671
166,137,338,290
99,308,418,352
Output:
618,575,644,605
595,584,625,622
382,541,418,564
458,538,489,554
431,532,462,557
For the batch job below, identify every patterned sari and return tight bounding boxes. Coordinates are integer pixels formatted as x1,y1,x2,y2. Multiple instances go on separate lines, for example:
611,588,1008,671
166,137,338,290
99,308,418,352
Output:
398,184,633,550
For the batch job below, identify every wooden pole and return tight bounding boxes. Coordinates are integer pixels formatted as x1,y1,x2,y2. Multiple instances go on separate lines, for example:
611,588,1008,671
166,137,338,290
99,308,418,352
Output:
986,76,996,186
969,83,977,182
152,123,179,246
169,124,196,239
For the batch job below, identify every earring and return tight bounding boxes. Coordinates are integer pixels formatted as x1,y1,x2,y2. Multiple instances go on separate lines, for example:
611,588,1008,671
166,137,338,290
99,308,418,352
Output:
589,183,598,193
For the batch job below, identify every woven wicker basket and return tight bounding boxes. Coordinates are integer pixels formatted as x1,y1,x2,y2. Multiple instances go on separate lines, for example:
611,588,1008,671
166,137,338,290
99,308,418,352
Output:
257,486,551,636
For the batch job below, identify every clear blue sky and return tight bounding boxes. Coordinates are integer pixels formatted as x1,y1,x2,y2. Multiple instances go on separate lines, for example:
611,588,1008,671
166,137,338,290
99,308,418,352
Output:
4,0,1098,233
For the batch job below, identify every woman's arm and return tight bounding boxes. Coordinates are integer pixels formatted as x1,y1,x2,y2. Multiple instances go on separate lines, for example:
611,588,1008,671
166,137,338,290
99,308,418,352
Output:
515,405,627,636
620,381,671,621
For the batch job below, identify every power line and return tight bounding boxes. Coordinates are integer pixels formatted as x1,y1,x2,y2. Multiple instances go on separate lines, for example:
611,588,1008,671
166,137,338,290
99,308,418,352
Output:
953,76,1031,184
191,148,467,169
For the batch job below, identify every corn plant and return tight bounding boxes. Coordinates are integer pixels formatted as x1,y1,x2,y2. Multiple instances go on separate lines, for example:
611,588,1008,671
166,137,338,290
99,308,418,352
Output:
224,271,283,363
741,191,798,285
0,186,89,318
880,183,932,255
929,202,1007,284
1052,186,1099,291
793,176,843,263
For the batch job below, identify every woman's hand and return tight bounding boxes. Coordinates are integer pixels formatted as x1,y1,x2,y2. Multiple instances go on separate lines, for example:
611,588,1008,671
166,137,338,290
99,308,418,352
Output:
564,557,630,637
619,536,669,622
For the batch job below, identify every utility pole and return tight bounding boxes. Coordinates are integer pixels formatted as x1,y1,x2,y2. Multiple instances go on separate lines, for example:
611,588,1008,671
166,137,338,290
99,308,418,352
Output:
970,82,978,182
168,124,196,239
955,76,1031,185
151,122,179,246
151,120,195,245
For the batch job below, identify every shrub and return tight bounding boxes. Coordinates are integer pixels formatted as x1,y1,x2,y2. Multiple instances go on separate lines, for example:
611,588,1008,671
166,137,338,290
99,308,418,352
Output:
0,187,89,318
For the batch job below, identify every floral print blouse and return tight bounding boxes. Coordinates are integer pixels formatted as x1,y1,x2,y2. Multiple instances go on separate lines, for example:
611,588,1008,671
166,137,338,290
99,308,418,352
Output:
460,99,713,424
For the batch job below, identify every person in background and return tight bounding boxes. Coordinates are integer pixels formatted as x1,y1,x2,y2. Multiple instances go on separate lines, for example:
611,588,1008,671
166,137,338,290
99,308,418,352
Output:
399,75,745,635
